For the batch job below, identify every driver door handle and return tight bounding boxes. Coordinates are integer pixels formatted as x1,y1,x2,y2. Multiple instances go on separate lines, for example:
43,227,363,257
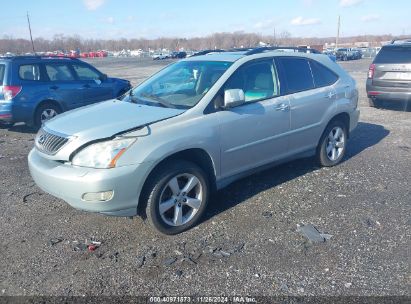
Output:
276,103,290,111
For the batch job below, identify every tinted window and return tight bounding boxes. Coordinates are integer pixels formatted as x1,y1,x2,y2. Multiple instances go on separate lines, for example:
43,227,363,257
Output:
19,64,41,81
45,64,75,81
279,57,314,94
225,59,279,102
72,64,100,80
310,61,338,87
0,64,5,83
374,46,411,64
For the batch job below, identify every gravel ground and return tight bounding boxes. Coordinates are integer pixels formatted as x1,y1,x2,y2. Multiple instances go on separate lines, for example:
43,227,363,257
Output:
0,58,410,297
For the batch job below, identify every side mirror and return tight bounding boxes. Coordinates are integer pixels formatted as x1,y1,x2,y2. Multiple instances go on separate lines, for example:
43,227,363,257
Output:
224,89,245,109
100,73,108,82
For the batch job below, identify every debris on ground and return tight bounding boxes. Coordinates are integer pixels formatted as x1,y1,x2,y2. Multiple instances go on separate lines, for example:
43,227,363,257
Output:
262,211,273,218
73,240,102,252
22,192,42,203
136,256,145,268
163,257,177,266
296,223,333,243
175,270,183,277
48,237,63,246
109,251,119,262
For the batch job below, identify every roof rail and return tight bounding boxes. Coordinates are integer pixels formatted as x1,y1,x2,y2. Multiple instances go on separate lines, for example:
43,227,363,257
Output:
0,55,80,60
245,47,321,55
390,37,411,44
191,49,226,57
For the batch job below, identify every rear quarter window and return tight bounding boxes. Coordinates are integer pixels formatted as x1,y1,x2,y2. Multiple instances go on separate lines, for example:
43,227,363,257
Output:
19,64,41,81
374,46,411,64
278,57,315,94
310,61,339,88
0,64,5,83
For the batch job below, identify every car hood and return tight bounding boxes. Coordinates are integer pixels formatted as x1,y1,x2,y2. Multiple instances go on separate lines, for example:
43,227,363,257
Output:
44,99,185,140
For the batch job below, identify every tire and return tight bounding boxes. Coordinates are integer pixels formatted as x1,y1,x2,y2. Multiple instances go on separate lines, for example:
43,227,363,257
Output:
368,98,379,108
34,103,61,129
0,122,13,129
316,120,348,167
143,160,210,235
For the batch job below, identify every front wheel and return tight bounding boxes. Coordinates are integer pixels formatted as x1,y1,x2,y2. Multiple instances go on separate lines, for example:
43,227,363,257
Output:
316,121,347,167
143,160,210,235
34,103,61,129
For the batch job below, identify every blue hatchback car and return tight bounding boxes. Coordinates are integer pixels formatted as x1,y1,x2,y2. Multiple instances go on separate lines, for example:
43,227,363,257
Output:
0,56,131,128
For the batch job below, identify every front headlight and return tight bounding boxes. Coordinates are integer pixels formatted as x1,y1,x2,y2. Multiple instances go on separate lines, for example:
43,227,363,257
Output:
72,137,136,168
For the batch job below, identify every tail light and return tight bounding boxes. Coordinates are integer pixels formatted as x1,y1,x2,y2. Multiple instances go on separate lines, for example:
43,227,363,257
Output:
3,85,22,101
368,64,375,79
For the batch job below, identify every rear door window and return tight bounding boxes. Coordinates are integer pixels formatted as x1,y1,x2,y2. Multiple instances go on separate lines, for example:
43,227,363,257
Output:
45,63,75,81
0,64,5,83
374,47,411,64
72,64,101,80
310,61,339,88
19,64,41,81
278,57,315,94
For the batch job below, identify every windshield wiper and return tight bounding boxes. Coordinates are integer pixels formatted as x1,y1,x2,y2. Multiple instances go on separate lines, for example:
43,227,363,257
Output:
140,93,176,109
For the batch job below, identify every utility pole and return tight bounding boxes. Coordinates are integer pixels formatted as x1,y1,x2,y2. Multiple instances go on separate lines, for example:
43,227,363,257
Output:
273,27,277,46
26,11,35,54
335,15,340,50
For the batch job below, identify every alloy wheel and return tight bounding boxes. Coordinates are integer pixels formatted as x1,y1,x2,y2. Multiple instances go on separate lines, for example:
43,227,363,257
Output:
40,109,58,123
158,173,203,227
326,126,345,161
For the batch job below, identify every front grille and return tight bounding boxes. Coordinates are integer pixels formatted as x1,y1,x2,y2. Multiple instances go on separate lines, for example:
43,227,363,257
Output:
35,128,69,155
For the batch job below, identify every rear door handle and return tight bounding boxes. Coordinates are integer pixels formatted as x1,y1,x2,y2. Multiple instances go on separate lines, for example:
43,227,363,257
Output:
49,85,59,90
275,103,290,111
326,91,337,99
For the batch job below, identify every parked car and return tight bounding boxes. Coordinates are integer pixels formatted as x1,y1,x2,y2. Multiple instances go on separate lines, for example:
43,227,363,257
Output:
366,39,411,109
28,48,359,234
336,48,357,61
171,51,187,59
322,50,337,62
0,56,131,128
152,53,169,60
350,48,362,60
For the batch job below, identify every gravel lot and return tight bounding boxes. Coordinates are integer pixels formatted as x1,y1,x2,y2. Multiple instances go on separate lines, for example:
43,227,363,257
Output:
0,58,410,298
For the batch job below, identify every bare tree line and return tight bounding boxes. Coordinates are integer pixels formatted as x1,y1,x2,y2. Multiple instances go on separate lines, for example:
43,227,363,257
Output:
0,32,400,54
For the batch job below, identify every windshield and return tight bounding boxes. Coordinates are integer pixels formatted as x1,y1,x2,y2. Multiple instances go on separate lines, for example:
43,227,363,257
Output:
124,60,232,109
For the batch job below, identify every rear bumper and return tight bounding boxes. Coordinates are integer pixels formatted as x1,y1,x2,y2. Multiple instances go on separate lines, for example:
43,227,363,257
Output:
0,101,13,122
366,80,411,101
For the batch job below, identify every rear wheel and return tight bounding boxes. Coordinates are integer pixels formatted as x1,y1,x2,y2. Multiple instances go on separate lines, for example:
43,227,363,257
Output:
34,103,61,129
316,120,347,167
143,160,210,235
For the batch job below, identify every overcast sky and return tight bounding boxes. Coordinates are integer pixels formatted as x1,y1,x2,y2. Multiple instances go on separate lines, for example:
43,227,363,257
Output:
0,0,410,40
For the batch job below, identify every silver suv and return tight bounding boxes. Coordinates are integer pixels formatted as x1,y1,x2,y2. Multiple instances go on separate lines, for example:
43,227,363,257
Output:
28,48,360,234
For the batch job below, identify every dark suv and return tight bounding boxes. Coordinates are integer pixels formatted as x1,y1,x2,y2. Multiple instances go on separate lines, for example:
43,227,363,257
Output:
366,39,411,109
0,56,131,128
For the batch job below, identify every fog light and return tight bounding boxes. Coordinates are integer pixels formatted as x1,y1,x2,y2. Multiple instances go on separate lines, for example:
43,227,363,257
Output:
82,191,114,202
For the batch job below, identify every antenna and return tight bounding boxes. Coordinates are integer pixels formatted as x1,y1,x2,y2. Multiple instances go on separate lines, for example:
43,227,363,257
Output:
26,11,36,54
336,15,340,50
